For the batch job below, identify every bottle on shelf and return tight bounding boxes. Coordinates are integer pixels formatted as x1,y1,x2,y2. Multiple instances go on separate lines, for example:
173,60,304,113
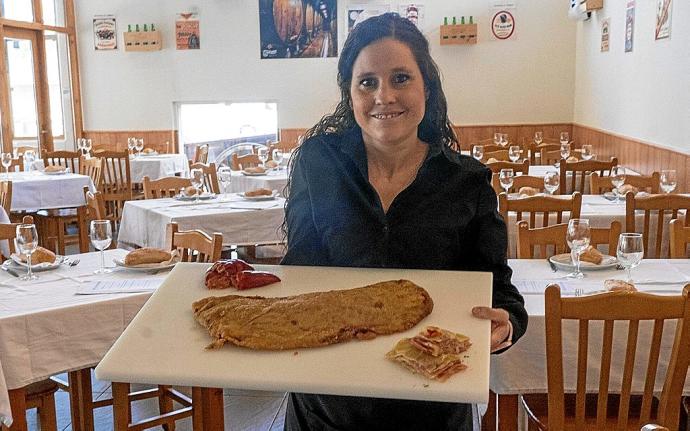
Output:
151,23,156,31
469,16,474,24
143,24,148,31
127,24,132,32
461,16,465,24
135,24,140,32
444,16,448,25
452,16,457,25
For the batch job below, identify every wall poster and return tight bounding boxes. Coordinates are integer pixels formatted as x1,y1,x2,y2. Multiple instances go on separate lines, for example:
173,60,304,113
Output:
398,4,425,29
600,18,610,52
491,10,515,40
93,15,117,50
176,13,200,50
259,0,337,59
655,0,672,40
347,4,390,33
624,1,635,52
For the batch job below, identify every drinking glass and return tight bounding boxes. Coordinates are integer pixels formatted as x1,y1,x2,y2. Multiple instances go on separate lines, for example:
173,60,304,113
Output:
127,137,136,158
472,145,484,161
493,133,500,145
499,169,514,194
273,149,284,171
534,131,543,145
508,145,521,162
560,132,570,145
90,220,112,274
581,144,594,160
23,150,35,172
499,133,509,147
16,223,39,280
611,166,626,201
617,233,643,282
660,169,677,194
566,219,591,280
544,171,560,195
77,138,85,156
84,139,93,159
258,148,269,167
217,166,232,201
135,138,144,157
560,143,571,160
190,168,204,203
1,153,12,179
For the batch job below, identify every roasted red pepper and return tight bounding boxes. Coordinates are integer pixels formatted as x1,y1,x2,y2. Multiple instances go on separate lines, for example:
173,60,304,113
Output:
204,259,254,289
231,270,281,290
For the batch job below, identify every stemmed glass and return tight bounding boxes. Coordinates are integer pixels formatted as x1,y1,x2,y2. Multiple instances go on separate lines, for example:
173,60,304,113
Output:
534,131,543,145
499,134,508,148
611,166,626,201
560,132,570,145
16,223,39,280
217,166,232,201
190,168,204,203
1,153,13,179
508,145,521,162
472,145,484,162
83,139,92,159
660,170,677,194
258,148,269,168
544,171,560,195
135,138,144,158
23,150,35,172
581,144,594,161
566,218,591,280
127,137,136,158
560,142,571,160
90,220,112,274
273,149,284,172
493,133,500,145
617,233,643,283
499,169,514,194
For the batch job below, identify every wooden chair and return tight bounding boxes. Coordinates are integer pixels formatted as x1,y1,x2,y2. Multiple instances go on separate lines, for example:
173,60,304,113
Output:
486,159,529,175
95,150,132,227
484,149,510,162
470,143,504,155
189,162,220,194
42,150,80,173
231,153,261,171
559,157,618,195
670,219,690,258
143,176,192,199
626,193,690,258
166,222,223,263
590,172,661,195
521,284,690,431
516,220,621,259
192,144,209,164
3,155,24,172
540,148,567,166
80,156,103,187
0,181,11,215
491,174,543,195
13,145,37,157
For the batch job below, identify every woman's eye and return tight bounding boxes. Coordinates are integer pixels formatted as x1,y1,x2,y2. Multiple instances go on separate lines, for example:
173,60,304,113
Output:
360,78,376,88
393,73,410,84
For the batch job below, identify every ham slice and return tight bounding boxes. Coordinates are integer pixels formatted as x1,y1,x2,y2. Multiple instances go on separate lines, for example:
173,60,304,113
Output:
385,338,467,382
409,326,471,357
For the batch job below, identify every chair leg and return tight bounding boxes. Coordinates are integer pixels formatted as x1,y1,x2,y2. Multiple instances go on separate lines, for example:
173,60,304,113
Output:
158,385,176,431
57,219,66,256
68,369,95,431
36,393,58,431
112,382,130,431
6,387,28,431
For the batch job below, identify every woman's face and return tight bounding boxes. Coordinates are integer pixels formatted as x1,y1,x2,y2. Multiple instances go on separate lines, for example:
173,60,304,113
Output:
349,38,426,149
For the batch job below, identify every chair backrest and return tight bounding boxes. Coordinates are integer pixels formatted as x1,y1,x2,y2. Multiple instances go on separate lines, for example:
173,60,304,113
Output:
165,222,222,263
626,193,690,258
143,176,192,199
0,181,12,215
78,186,109,252
540,148,565,166
42,150,80,174
590,171,661,195
0,222,19,261
486,159,529,175
79,156,102,187
534,144,561,165
231,153,261,171
193,144,209,164
13,146,36,157
94,150,132,225
484,149,510,162
189,162,220,194
544,284,690,430
516,220,621,259
670,219,690,259
471,143,504,155
499,192,582,229
4,155,23,172
491,174,543,195
559,157,618,194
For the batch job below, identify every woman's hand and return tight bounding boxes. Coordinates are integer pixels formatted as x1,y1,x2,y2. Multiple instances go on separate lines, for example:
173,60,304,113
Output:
472,306,513,353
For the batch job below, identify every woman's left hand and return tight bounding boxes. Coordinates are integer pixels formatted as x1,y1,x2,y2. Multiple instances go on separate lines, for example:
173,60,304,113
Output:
472,306,513,353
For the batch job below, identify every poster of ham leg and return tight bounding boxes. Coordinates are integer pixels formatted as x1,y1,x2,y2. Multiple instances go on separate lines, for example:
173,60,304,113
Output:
176,13,200,50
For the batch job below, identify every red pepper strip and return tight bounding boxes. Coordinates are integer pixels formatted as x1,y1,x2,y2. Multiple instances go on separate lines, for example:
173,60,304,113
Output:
231,270,281,290
204,259,254,288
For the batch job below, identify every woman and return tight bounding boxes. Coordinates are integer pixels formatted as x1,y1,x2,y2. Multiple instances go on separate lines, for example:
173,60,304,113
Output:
282,13,527,430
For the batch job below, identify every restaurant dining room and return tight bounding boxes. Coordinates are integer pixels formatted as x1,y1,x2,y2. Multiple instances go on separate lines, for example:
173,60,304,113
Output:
0,0,688,430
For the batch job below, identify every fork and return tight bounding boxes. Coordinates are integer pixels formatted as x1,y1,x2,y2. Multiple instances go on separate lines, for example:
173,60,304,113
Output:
69,258,80,267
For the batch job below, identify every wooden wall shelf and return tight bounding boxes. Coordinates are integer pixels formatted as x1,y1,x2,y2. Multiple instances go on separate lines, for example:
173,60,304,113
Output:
124,30,162,52
440,24,477,45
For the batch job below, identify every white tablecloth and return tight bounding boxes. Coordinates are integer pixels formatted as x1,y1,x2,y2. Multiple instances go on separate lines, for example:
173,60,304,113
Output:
228,170,288,194
4,171,95,211
0,249,157,426
117,195,286,249
130,154,190,183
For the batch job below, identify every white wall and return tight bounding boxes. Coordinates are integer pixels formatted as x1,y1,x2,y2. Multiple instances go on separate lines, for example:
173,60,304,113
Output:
75,0,576,131
573,1,690,153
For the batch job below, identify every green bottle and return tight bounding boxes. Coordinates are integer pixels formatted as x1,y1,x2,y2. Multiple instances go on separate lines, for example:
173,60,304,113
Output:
452,16,457,25
444,17,448,26
135,24,140,32
461,16,465,25
143,24,148,31
127,24,132,32
151,23,156,31
469,16,474,24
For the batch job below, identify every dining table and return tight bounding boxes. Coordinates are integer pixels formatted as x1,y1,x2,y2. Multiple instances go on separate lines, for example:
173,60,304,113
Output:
128,153,190,183
228,170,288,194
117,194,285,249
3,171,95,212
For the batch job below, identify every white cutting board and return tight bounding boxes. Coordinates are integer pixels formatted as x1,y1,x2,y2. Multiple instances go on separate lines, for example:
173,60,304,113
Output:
96,263,492,403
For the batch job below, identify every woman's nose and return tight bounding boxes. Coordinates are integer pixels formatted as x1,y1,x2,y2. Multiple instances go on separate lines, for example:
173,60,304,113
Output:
374,83,396,105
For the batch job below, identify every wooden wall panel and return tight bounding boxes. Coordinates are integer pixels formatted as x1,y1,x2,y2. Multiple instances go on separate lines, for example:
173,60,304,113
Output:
83,130,178,154
452,123,573,150
279,128,307,147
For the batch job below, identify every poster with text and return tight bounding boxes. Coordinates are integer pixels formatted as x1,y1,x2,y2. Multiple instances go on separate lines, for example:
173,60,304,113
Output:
398,4,424,29
655,0,672,40
259,0,337,59
601,18,610,52
176,13,200,50
624,1,635,52
93,15,117,50
348,4,390,33
491,10,515,40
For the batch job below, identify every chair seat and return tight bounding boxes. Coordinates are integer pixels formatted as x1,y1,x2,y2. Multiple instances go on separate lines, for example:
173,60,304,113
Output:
36,208,78,218
25,378,60,398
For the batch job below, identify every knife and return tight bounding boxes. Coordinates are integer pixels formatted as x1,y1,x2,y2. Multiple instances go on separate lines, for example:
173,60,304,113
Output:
1,265,21,277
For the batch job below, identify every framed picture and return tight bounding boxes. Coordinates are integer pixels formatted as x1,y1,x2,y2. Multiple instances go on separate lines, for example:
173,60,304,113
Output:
655,0,672,40
176,13,200,50
93,15,117,50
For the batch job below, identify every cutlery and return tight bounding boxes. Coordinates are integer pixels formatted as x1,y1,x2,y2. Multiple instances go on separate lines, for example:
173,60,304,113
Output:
69,258,80,267
1,265,20,277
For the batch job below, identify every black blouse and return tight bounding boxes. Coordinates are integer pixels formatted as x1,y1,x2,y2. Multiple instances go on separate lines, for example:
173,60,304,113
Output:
281,128,527,431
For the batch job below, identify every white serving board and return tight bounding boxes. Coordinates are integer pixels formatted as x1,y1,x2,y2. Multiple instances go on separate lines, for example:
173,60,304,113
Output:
96,263,493,403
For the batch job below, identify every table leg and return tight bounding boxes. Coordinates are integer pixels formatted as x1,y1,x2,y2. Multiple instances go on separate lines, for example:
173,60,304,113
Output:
497,394,518,431
481,390,497,430
5,388,27,431
200,388,223,431
112,382,130,431
68,369,94,431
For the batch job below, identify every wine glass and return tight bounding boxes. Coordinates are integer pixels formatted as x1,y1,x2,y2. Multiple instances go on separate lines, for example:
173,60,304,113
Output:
560,143,571,160
127,137,136,158
493,133,500,145
534,131,543,145
258,148,269,168
84,139,93,159
217,166,232,201
581,144,594,161
566,218,591,280
16,223,39,280
611,166,626,201
499,169,514,194
508,145,521,163
472,145,484,161
90,220,112,274
560,132,570,145
544,171,560,195
660,170,677,194
135,138,144,158
23,150,35,172
1,153,13,179
499,134,509,148
190,168,204,203
617,233,643,283
273,149,284,171
77,138,85,156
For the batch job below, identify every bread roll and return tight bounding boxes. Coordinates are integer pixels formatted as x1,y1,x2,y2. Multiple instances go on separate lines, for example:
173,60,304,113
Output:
245,188,273,197
604,279,636,292
44,165,66,173
124,248,172,266
264,160,278,169
142,148,156,154
485,158,499,164
183,186,198,196
618,184,639,195
579,246,604,265
566,156,579,163
244,166,266,174
20,246,56,264
518,187,539,197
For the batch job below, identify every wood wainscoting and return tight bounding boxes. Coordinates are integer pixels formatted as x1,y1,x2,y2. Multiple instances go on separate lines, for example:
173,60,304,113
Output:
83,130,178,154
279,128,308,147
452,123,574,150
573,124,689,193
